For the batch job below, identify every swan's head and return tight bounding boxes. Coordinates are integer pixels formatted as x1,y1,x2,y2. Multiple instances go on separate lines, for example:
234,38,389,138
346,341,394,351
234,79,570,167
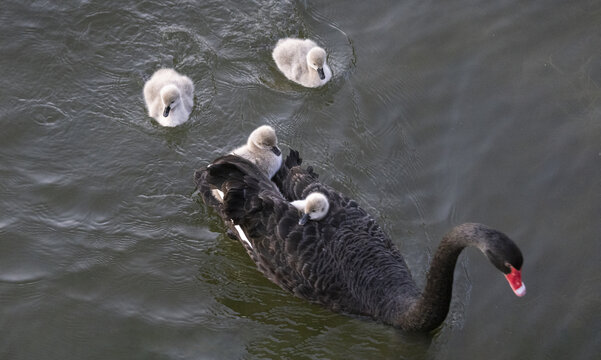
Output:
307,47,327,80
160,84,181,117
248,125,281,156
292,192,330,225
476,225,526,297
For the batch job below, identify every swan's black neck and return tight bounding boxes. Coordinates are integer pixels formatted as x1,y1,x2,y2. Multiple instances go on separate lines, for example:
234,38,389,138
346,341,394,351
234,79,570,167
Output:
391,224,487,332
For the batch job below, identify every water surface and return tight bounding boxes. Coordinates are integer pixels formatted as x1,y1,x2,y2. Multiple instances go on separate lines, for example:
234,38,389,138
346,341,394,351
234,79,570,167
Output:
1,0,600,359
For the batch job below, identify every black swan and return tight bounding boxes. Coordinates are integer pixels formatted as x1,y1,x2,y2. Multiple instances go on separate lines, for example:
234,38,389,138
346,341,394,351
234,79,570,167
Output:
194,150,525,332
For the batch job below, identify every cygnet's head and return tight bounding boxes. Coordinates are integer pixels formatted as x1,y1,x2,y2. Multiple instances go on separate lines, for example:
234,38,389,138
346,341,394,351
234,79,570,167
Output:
248,125,281,156
160,85,181,117
307,47,328,80
298,192,330,225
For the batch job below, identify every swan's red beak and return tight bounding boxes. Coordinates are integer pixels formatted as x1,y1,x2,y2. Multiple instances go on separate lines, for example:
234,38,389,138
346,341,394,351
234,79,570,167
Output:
504,266,526,297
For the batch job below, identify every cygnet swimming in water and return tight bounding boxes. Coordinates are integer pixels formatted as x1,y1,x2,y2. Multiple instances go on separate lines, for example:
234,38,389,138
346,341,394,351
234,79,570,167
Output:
290,192,330,225
143,68,194,127
272,38,332,88
231,125,282,179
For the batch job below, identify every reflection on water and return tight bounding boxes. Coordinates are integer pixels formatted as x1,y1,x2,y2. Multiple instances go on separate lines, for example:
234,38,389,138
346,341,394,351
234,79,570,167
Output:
1,0,600,359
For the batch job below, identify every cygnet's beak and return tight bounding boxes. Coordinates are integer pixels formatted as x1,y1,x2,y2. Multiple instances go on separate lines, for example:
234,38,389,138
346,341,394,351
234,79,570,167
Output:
272,146,281,156
299,213,310,225
163,105,171,117
317,67,325,80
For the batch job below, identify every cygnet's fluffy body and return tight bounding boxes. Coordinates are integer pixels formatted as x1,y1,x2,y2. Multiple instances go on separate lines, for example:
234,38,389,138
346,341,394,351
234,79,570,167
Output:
231,125,282,179
143,68,194,127
211,125,282,203
290,192,330,225
272,38,332,88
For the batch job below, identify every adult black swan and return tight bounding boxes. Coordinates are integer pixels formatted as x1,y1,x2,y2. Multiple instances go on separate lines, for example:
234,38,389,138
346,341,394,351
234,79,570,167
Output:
194,150,525,332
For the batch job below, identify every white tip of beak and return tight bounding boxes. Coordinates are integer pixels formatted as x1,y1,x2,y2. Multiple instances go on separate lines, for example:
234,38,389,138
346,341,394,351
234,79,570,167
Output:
514,282,526,297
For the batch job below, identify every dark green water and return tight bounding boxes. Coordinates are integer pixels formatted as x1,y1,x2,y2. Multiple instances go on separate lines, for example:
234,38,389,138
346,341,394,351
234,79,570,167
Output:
1,0,600,359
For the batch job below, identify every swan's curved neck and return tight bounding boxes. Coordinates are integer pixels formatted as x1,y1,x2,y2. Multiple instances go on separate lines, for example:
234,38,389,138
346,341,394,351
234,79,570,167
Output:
393,224,483,332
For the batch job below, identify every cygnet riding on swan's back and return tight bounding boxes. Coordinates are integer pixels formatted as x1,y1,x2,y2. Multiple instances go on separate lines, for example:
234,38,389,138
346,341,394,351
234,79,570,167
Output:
231,125,282,179
272,38,332,88
143,68,194,127
195,149,526,332
291,192,329,225
210,125,282,203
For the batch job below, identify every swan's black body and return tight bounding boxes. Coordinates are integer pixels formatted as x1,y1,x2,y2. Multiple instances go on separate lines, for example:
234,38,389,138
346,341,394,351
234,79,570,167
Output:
194,150,524,332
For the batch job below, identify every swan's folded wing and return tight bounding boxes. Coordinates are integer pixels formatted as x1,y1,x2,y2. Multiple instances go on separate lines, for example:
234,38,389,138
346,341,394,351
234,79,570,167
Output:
194,167,228,219
219,171,319,294
273,149,323,201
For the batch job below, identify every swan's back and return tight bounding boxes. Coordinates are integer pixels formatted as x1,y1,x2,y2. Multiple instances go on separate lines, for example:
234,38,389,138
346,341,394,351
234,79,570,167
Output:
197,152,418,318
